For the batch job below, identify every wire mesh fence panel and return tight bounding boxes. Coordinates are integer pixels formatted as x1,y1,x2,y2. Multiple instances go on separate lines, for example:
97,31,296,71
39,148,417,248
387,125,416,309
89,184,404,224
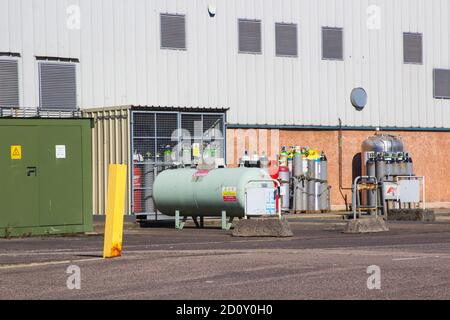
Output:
132,163,157,214
203,114,224,140
156,113,178,138
156,138,179,162
181,113,202,138
133,138,156,162
133,112,155,138
131,110,225,217
203,139,225,159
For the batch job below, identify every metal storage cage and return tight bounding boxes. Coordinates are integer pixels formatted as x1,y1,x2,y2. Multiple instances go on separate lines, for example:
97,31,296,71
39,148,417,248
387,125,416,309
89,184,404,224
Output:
84,106,227,219
131,109,226,220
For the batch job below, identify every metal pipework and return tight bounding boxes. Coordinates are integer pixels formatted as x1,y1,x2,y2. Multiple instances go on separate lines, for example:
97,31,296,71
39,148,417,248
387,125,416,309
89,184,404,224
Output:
352,176,379,220
338,118,351,210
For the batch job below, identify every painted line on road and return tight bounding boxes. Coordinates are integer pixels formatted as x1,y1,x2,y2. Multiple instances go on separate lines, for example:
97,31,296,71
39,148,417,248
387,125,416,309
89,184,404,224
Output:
0,250,101,257
392,256,439,261
0,257,103,270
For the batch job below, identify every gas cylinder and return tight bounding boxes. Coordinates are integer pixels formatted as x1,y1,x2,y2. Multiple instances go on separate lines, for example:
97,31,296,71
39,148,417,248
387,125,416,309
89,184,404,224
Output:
142,164,155,214
182,144,192,166
287,147,294,178
279,147,288,167
366,156,376,207
307,159,317,211
406,154,414,176
314,159,321,211
269,160,279,179
250,151,260,168
375,153,385,182
267,160,280,212
241,150,250,167
279,166,290,212
259,152,269,170
399,153,407,176
384,154,393,180
164,145,173,163
293,152,303,178
294,178,306,213
302,152,309,176
133,165,142,213
319,152,329,211
392,154,401,176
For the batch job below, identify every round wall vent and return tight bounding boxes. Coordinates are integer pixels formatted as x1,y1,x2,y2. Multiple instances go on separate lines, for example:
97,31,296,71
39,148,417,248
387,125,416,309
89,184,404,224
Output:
350,87,368,111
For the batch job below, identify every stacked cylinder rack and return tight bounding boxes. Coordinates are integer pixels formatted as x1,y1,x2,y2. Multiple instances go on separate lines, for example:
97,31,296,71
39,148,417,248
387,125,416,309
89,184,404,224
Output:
361,133,415,212
291,147,330,213
239,147,331,214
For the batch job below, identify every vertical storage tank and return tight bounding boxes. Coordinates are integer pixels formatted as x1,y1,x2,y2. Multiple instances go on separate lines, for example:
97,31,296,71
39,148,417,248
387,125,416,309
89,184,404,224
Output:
361,134,404,174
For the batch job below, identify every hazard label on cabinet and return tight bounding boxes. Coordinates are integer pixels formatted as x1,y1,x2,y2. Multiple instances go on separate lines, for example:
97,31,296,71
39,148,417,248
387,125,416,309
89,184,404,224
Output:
383,182,398,200
222,187,237,202
10,145,22,160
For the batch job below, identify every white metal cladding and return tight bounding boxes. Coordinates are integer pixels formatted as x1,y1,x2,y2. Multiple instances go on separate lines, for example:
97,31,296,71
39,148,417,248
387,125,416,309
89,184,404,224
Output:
0,59,19,107
1,0,450,128
39,62,77,110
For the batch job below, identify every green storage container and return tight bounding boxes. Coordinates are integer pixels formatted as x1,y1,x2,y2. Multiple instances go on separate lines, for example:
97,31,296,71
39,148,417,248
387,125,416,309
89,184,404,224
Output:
0,118,93,237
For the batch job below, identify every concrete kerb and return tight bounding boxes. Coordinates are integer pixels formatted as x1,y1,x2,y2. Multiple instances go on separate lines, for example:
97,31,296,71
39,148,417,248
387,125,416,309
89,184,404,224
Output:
232,217,294,237
344,216,389,234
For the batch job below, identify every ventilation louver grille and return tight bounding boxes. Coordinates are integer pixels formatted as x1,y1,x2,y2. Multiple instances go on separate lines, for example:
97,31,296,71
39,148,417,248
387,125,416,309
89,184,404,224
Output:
238,19,262,54
275,23,298,57
0,60,19,107
161,14,186,50
39,62,77,110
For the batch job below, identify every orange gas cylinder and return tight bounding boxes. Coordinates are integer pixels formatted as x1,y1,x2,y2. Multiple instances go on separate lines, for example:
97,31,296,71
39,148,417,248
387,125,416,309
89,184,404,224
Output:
268,161,280,212
133,166,142,213
269,160,279,179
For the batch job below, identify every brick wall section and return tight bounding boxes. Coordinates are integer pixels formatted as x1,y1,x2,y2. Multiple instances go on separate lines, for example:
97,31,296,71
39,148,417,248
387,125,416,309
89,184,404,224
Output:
227,128,450,209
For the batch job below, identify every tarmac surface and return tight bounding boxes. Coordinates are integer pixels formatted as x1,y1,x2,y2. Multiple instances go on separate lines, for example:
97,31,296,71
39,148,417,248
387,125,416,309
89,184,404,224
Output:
1,212,450,300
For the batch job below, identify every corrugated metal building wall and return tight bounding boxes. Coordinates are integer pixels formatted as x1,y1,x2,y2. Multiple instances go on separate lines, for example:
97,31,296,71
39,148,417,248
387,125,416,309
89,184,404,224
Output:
1,0,450,128
84,106,131,215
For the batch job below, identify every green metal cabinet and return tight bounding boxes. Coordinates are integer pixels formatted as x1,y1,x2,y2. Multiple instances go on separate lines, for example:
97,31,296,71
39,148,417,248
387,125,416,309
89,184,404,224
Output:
0,118,93,237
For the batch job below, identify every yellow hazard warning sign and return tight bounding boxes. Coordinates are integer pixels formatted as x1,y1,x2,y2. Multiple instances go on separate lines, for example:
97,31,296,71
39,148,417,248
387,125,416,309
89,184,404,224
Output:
10,145,22,160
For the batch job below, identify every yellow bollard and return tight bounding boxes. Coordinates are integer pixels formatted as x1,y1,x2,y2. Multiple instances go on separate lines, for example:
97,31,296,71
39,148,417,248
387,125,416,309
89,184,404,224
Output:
103,164,127,258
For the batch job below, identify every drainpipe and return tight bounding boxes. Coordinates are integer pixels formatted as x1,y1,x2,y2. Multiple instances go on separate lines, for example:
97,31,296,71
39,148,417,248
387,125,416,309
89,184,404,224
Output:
338,118,351,211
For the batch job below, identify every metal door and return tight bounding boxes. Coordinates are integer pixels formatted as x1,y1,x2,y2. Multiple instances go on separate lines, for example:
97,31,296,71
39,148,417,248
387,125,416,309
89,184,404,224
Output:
0,126,39,228
38,126,84,226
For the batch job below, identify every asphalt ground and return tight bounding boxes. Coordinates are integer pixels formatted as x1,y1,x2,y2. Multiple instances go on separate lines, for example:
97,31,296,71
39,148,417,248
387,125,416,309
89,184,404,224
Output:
1,213,450,300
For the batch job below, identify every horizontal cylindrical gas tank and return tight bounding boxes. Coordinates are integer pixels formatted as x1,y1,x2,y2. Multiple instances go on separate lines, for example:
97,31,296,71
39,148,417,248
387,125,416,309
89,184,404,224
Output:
362,134,404,155
153,168,271,217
